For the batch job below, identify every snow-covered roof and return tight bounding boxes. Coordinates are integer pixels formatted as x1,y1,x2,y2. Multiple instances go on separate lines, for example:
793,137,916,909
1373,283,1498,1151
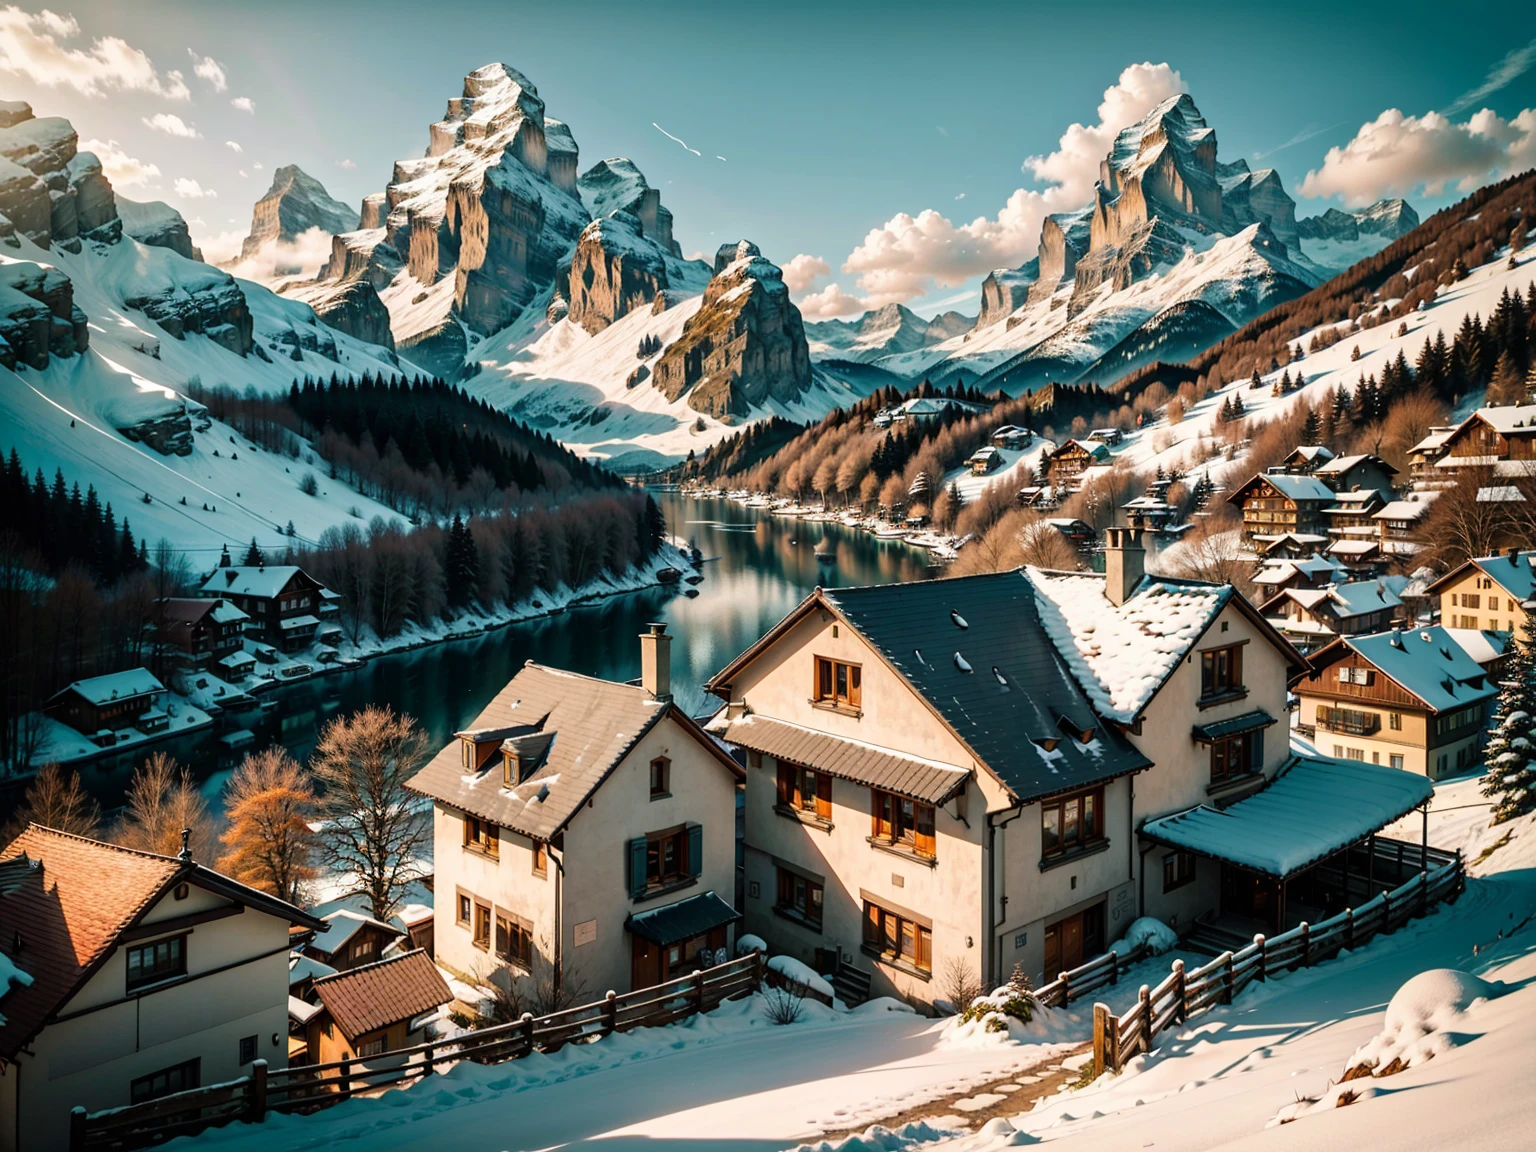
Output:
1323,490,1384,508
1409,427,1457,453
1469,402,1536,434
288,995,321,1025
50,669,165,707
308,909,402,956
1336,626,1497,712
199,565,308,599
1315,453,1396,478
278,614,321,630
1374,494,1438,520
289,951,338,985
1461,550,1536,602
1325,539,1379,557
1287,579,1402,618
1476,485,1526,503
1442,628,1510,667
1284,445,1335,465
1025,568,1229,722
1142,755,1433,877
1240,472,1335,502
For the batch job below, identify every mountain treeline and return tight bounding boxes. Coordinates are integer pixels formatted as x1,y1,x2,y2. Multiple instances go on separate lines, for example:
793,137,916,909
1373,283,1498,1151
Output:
0,450,148,584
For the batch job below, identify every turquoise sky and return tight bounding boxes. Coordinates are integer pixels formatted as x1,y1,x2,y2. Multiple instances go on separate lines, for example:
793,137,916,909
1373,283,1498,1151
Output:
5,1,1535,315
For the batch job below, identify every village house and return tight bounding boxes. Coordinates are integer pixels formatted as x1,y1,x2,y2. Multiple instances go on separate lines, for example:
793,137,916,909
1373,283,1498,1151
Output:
1279,445,1335,473
706,529,1315,1003
1407,427,1457,480
1323,535,1384,576
293,950,450,1071
1121,479,1179,533
1294,626,1497,778
1426,548,1535,635
967,446,1002,475
44,669,168,743
1086,428,1123,447
1265,578,1406,651
1373,492,1438,555
1431,402,1536,478
0,826,326,1151
990,425,1033,449
1314,453,1398,495
1226,471,1335,545
408,625,743,1003
1320,488,1388,542
198,563,339,653
1044,439,1111,490
152,597,249,671
1251,554,1348,609
1259,532,1333,561
302,909,407,973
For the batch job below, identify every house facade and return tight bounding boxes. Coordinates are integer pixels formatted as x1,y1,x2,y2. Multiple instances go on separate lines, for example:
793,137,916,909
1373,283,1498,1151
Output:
0,827,325,1152
1426,549,1535,636
1266,579,1406,651
1227,472,1335,544
1045,440,1110,489
198,564,337,653
409,625,743,1004
1294,627,1497,778
708,530,1307,1004
303,909,406,972
153,598,249,670
44,669,167,739
1431,403,1536,477
1314,453,1398,495
299,950,450,1071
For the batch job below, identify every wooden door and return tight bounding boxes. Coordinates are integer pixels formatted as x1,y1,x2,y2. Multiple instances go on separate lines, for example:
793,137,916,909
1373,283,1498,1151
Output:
631,935,662,991
1060,915,1085,971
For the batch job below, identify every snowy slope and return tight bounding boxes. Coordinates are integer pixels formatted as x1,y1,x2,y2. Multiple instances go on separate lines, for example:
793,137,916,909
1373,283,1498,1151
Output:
940,439,1058,503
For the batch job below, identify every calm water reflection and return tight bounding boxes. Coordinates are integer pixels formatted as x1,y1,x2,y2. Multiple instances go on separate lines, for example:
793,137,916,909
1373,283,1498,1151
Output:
45,494,931,811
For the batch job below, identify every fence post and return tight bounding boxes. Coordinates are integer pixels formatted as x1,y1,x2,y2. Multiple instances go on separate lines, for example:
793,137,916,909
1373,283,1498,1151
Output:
1298,922,1311,968
69,1106,86,1152
1419,870,1429,917
521,1011,535,1056
1381,888,1392,930
753,951,765,992
1093,1003,1109,1078
1254,934,1266,982
422,1042,434,1077
1138,984,1152,1050
339,1059,350,1099
604,990,618,1037
694,970,707,1016
249,1059,268,1124
1059,970,1071,1005
1344,907,1355,951
1172,959,1186,1023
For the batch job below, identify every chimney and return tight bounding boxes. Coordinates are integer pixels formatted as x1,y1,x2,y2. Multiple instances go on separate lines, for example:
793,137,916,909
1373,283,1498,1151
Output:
639,622,672,702
218,544,231,568
1104,527,1146,607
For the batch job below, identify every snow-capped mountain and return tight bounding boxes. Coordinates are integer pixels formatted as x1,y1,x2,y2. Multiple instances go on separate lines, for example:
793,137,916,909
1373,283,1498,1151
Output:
238,165,358,263
1295,198,1421,273
856,93,1413,393
804,303,975,363
0,100,411,554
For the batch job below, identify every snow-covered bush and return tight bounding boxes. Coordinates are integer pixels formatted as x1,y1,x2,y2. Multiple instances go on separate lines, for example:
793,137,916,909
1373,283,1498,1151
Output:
955,965,1037,1033
767,954,833,999
1108,916,1179,958
1482,613,1535,824
1344,968,1495,1078
762,985,805,1026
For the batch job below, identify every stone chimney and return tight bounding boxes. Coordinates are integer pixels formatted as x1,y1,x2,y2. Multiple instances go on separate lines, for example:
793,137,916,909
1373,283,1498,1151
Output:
639,622,672,702
1104,526,1146,607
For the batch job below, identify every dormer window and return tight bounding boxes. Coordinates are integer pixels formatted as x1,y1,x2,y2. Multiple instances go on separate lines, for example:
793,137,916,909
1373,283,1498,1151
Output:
503,752,520,787
461,739,474,770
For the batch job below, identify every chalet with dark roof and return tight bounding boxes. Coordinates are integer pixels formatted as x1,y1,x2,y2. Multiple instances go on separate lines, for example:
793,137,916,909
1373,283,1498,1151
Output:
197,564,338,653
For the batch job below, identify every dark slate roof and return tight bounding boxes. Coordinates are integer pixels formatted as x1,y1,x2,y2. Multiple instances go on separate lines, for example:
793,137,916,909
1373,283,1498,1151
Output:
1192,709,1276,743
626,891,740,946
821,572,1150,802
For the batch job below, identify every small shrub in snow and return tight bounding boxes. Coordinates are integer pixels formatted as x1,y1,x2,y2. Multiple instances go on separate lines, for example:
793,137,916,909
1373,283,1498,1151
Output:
940,957,983,1014
736,934,767,956
1108,916,1179,958
763,985,805,1026
299,470,319,496
956,967,1037,1032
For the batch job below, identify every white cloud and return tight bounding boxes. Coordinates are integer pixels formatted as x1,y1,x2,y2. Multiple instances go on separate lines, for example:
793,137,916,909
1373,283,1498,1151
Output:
839,62,1187,305
142,112,199,138
0,7,189,99
173,177,214,199
201,226,334,285
237,168,248,178
230,95,254,113
798,283,870,321
1299,107,1536,206
224,140,242,153
79,137,159,188
252,161,263,170
187,48,226,91
781,253,831,295
1444,38,1536,116
954,192,967,200
336,158,356,169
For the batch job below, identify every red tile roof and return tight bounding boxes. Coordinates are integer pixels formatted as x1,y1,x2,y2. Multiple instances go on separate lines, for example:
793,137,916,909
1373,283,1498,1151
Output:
312,949,450,1043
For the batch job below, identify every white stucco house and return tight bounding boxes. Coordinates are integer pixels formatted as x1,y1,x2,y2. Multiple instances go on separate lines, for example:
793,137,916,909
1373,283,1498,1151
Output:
0,826,326,1151
408,624,744,1004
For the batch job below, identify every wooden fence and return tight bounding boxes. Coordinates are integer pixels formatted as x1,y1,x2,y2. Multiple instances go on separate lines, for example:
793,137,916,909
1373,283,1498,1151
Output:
73,951,771,1151
1092,847,1465,1077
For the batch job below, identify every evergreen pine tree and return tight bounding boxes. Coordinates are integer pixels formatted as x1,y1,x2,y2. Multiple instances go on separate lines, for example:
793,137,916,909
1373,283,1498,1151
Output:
244,538,266,566
1300,408,1321,444
1482,613,1536,824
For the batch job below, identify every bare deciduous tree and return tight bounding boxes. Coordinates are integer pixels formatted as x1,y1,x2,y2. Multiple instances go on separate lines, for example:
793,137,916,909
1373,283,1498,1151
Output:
218,747,317,902
4,762,101,840
114,751,218,861
311,705,431,920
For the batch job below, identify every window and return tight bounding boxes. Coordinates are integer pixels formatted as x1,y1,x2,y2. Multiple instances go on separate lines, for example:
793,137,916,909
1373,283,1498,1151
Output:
813,656,862,710
775,867,824,927
1200,645,1243,698
461,739,474,770
862,900,932,974
1389,712,1402,730
1210,731,1258,782
357,1037,387,1058
1435,704,1483,735
650,757,670,798
1390,754,1405,770
456,893,472,926
126,934,186,991
502,753,520,786
1163,851,1196,893
132,1058,200,1104
238,1035,257,1065
777,763,832,820
1335,665,1373,685
1463,593,1481,609
1345,747,1365,761
1040,787,1103,858
870,789,935,858
473,901,491,950
646,827,688,887
351,939,375,963
532,839,548,877
464,814,499,857
496,912,533,968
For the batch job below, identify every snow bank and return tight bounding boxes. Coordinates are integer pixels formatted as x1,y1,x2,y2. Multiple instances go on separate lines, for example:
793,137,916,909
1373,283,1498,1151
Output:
789,1120,964,1152
769,954,834,998
737,933,767,955
1108,916,1179,958
1350,968,1496,1073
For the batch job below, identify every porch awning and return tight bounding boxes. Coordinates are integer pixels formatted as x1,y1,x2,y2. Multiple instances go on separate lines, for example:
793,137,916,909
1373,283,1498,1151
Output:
1140,755,1433,879
1192,709,1276,744
279,614,321,630
626,891,740,946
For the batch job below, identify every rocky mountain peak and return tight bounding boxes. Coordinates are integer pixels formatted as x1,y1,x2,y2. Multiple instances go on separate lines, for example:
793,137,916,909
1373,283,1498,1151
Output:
240,166,358,261
713,239,761,274
578,158,680,256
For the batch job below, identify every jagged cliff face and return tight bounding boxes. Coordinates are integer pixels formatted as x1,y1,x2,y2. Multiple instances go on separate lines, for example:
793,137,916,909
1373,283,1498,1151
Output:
239,165,358,261
0,102,123,252
654,241,812,417
116,198,201,261
565,212,668,334
1297,198,1421,242
978,263,1035,329
578,158,682,257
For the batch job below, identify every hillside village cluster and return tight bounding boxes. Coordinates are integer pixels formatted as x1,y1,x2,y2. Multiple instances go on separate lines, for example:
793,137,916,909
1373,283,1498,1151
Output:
1,393,1532,1146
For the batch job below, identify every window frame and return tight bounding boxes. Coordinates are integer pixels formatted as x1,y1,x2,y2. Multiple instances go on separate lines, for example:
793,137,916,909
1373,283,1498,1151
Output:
472,900,492,951
532,838,548,877
777,762,832,821
126,933,188,993
861,899,932,976
130,1058,200,1105
813,655,863,711
1210,731,1256,783
870,788,936,859
357,1037,387,1058
649,756,671,799
463,813,499,858
1039,786,1104,861
1199,644,1244,701
775,866,824,928
495,910,534,970
645,826,688,889
456,891,472,927
1162,850,1196,893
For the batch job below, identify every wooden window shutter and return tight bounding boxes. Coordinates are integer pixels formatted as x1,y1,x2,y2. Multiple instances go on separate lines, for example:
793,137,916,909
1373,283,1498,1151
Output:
915,803,936,858
686,823,703,878
777,763,794,806
815,773,832,820
627,837,648,899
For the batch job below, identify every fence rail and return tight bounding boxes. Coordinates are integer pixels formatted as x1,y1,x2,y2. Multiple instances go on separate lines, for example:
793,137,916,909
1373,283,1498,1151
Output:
73,952,776,1151
1092,846,1465,1078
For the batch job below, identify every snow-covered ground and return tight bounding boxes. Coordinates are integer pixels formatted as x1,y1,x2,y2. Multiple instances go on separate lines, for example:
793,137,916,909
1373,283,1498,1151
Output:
940,440,1058,503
